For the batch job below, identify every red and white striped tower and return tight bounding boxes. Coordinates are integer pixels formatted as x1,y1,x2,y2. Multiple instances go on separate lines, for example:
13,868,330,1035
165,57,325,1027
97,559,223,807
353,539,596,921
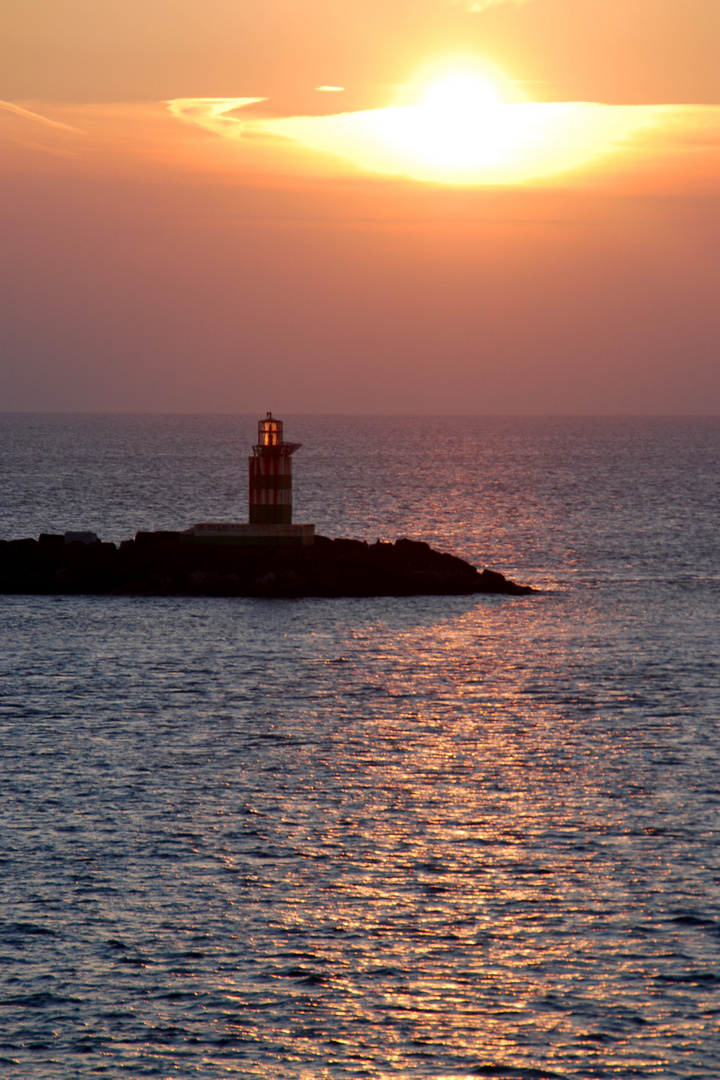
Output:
249,413,301,525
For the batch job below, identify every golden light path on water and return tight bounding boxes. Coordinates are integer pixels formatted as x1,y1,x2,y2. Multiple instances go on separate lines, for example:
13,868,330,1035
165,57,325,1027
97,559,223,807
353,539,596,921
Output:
168,75,664,184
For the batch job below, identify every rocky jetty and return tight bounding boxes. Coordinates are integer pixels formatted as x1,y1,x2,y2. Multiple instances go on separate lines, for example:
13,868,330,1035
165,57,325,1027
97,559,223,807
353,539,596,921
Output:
0,531,535,598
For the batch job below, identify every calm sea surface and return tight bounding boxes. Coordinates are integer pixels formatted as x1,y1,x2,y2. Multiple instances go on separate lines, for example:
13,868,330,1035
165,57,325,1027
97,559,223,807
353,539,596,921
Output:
1,414,719,1079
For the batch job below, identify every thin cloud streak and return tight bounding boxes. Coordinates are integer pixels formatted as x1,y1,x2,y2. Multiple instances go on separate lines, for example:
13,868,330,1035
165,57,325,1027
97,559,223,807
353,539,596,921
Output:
0,100,84,134
4,135,79,158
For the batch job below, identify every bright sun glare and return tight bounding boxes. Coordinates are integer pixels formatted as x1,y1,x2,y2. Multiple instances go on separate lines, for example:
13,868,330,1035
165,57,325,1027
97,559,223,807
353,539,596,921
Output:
169,63,662,186
423,73,502,114
376,72,512,171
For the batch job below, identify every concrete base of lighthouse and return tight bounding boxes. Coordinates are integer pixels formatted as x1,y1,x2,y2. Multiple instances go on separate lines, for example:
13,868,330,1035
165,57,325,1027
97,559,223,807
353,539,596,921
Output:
184,523,315,547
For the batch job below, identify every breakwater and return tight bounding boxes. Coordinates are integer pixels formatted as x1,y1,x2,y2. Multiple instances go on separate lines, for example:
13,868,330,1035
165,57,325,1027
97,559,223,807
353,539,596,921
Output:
0,531,534,597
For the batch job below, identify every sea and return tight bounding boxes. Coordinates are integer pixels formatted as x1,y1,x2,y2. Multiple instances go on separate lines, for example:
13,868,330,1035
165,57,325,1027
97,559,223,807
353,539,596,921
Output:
0,413,719,1080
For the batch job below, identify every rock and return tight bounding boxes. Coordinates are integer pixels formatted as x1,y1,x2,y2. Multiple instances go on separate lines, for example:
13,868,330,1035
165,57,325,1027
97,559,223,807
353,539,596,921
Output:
0,530,536,598
64,531,99,545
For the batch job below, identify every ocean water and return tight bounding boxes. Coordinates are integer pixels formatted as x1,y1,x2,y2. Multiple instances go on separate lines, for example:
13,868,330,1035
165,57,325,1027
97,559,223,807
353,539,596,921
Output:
0,413,719,1079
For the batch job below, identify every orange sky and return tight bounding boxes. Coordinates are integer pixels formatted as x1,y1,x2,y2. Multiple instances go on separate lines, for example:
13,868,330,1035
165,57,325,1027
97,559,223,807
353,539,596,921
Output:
1,0,719,413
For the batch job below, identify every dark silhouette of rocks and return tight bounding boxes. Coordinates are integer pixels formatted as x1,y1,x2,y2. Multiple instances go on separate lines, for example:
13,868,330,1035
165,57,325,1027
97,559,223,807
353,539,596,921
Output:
0,531,535,598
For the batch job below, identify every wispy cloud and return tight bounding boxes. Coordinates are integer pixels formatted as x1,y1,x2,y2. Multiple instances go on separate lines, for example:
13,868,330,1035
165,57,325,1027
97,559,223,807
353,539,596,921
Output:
167,96,674,187
166,97,265,134
0,100,84,134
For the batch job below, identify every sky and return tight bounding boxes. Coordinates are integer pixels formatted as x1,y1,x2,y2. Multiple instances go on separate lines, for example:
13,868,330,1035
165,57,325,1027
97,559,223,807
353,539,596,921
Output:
1,0,719,414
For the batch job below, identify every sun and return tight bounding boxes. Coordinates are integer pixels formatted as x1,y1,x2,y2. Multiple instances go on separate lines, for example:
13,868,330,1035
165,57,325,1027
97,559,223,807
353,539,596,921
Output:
375,70,512,172
421,72,503,116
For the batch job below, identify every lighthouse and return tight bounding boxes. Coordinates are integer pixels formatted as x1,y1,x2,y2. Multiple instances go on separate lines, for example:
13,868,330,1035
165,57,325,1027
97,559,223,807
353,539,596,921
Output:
249,413,300,525
186,413,314,546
